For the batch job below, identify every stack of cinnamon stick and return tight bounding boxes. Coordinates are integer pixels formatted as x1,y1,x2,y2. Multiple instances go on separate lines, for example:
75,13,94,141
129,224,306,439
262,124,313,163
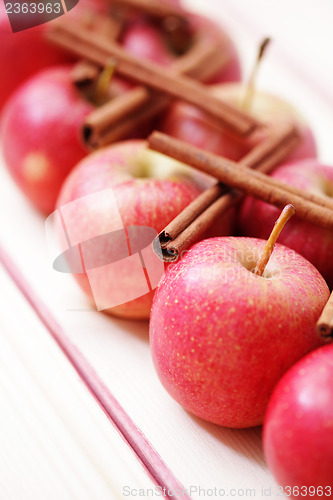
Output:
47,0,258,147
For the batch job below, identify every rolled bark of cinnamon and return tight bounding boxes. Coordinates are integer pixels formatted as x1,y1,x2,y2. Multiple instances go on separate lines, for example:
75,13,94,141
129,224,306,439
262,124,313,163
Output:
158,183,227,248
112,0,185,19
82,38,229,148
149,131,333,231
85,94,169,147
151,125,304,261
47,19,259,135
316,292,333,338
71,60,100,87
154,188,241,261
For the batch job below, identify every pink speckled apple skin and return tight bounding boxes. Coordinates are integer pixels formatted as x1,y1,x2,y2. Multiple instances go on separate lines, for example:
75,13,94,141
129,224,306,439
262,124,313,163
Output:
263,344,333,495
150,237,329,428
238,160,333,288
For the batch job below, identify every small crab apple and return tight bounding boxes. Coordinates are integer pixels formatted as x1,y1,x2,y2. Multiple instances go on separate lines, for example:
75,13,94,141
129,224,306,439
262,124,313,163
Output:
1,65,94,214
120,10,241,83
0,0,108,111
56,140,233,320
149,206,329,427
1,62,134,214
159,38,315,161
238,159,333,288
0,5,67,111
160,83,316,163
263,343,333,497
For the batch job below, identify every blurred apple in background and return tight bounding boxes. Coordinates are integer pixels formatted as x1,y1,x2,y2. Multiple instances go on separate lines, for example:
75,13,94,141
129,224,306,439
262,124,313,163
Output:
120,7,241,82
238,159,333,288
1,59,134,214
1,66,95,214
159,83,317,162
0,0,109,112
56,140,233,319
120,19,176,66
181,15,241,84
0,5,68,111
263,343,333,496
150,236,329,427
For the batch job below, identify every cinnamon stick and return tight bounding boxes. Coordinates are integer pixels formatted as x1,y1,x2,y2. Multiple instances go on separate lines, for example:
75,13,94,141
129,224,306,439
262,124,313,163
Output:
47,19,259,135
167,34,230,81
149,131,333,230
153,187,241,261
240,124,300,173
83,87,152,145
161,14,193,55
111,0,185,19
153,125,301,261
99,9,126,40
157,183,227,248
83,38,230,148
70,5,125,88
71,60,100,87
111,0,193,56
85,93,169,148
316,292,333,338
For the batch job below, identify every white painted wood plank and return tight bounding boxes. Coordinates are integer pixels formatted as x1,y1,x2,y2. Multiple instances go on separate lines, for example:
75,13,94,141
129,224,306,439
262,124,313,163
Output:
0,268,159,500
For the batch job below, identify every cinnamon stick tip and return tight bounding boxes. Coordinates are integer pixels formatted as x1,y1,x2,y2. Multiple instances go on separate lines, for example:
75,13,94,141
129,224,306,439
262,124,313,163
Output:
316,323,333,339
158,231,172,249
153,234,178,262
82,124,94,146
153,235,163,257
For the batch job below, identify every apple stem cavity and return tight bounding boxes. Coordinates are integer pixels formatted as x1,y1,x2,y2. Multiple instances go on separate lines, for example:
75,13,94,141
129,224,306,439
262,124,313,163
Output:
94,57,117,105
254,204,295,277
242,37,271,112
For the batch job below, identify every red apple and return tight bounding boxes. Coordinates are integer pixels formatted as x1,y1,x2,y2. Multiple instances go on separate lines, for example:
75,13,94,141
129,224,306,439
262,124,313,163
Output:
0,0,108,111
263,343,333,497
120,18,176,66
1,66,94,214
149,236,329,428
120,12,241,83
55,140,232,319
185,15,241,84
0,5,68,111
238,159,333,288
159,83,317,162
0,64,134,214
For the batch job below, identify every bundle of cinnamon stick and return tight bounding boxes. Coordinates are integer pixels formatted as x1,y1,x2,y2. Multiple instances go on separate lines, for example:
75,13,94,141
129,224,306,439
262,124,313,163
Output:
47,1,259,147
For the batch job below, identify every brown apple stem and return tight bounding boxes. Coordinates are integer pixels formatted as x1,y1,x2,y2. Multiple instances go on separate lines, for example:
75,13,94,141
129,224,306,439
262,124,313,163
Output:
242,37,271,112
253,204,295,277
93,58,117,105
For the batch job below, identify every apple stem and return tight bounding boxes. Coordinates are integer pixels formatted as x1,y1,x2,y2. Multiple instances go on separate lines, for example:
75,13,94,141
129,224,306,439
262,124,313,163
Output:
254,204,295,277
242,37,271,112
94,58,117,105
